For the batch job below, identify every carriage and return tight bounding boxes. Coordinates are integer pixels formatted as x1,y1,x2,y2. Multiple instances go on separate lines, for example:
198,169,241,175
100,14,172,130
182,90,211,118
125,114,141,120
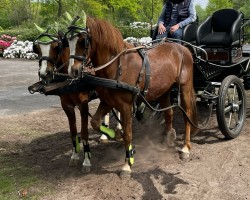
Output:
179,8,250,139
28,8,250,175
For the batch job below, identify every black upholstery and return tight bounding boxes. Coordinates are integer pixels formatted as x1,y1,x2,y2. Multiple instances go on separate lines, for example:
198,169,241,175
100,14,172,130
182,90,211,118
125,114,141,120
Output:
196,9,243,47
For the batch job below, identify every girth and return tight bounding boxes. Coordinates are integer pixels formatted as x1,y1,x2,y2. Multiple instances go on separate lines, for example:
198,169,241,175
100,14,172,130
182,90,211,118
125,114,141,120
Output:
136,47,151,96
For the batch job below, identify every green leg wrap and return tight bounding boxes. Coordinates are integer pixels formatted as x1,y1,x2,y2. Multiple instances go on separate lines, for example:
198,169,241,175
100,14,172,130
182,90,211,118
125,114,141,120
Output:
72,135,81,153
126,144,136,166
100,125,115,139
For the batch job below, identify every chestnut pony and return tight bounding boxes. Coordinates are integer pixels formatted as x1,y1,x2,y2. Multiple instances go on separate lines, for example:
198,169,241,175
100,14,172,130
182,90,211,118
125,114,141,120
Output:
67,15,197,176
33,29,121,171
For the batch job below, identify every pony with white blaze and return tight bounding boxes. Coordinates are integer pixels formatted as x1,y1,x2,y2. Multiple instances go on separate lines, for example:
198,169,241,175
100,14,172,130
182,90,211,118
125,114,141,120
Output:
33,21,122,171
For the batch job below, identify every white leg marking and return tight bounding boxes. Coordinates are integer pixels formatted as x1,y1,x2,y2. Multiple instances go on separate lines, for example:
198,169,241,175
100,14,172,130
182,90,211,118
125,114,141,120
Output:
181,145,190,154
83,153,92,167
104,113,110,127
71,148,80,160
121,159,131,172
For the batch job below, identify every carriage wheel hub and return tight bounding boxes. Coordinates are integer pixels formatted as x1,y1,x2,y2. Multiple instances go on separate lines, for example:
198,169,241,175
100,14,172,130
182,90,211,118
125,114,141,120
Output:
232,102,239,112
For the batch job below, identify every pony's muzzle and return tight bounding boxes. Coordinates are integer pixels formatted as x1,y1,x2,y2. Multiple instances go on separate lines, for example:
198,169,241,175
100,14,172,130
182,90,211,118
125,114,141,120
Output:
70,65,82,78
38,68,53,81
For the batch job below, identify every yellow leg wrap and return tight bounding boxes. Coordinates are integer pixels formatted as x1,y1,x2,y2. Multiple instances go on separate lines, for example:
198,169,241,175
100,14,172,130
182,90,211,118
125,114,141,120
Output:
126,144,135,166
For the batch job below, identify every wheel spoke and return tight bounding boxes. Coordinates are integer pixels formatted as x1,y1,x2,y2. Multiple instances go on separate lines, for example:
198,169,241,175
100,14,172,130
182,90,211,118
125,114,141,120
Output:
224,105,232,114
228,112,232,128
235,100,242,106
226,90,232,102
232,85,236,101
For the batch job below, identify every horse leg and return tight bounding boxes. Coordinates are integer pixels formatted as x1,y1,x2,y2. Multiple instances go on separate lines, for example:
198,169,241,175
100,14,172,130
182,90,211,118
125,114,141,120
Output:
179,85,197,159
91,101,119,142
99,112,110,143
60,97,80,166
119,105,134,177
78,99,92,173
91,100,112,136
158,93,176,148
100,110,123,142
114,111,123,142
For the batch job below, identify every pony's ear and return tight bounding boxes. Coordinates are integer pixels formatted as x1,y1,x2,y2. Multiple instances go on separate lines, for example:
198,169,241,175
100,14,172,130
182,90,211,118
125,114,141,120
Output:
57,30,69,47
57,30,64,40
34,23,45,33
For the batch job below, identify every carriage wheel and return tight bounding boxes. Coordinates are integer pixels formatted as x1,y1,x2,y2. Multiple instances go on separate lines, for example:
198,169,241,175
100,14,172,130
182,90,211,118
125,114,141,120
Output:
216,75,246,139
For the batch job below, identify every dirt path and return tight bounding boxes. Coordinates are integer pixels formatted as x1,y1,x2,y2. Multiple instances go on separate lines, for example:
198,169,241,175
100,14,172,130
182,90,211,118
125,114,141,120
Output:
0,59,250,199
1,101,250,200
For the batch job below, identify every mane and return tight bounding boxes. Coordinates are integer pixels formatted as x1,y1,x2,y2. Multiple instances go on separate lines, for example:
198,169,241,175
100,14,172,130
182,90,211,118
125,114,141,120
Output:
86,16,126,54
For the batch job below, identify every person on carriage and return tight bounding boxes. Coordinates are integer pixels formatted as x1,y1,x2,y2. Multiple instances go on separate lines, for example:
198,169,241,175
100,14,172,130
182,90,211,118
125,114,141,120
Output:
155,0,196,41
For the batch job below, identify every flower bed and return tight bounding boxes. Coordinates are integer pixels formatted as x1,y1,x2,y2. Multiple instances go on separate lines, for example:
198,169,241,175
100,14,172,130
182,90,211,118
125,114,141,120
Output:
3,40,38,60
1,36,151,60
0,34,16,55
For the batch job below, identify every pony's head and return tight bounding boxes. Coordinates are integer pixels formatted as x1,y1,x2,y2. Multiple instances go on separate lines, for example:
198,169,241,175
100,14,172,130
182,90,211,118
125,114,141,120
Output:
65,11,90,78
66,11,125,78
33,23,69,82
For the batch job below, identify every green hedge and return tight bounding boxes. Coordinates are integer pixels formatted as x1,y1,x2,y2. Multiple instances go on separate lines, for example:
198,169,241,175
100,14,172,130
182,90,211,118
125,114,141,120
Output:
1,26,153,42
119,26,152,38
0,28,39,41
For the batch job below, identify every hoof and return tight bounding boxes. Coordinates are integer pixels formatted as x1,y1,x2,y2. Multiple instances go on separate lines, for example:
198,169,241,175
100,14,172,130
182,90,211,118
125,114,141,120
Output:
99,138,109,144
99,134,110,144
119,170,131,178
179,151,190,160
69,159,80,167
81,165,91,173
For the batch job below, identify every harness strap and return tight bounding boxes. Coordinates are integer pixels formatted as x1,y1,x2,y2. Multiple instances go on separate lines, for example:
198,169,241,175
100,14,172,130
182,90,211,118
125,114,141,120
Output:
93,46,145,72
39,56,55,66
79,73,140,94
137,48,151,96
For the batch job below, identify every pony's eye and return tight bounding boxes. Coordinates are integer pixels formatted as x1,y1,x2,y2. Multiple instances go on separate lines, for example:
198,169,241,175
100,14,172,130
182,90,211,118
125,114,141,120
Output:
54,45,59,51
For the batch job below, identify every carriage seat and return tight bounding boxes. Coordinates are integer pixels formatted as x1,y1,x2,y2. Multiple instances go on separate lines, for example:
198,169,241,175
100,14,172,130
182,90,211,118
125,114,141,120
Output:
196,9,243,47
151,18,198,43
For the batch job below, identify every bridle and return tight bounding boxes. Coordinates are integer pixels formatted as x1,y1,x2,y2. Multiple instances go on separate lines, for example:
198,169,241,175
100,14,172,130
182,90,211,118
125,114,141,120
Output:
33,32,64,74
66,25,92,73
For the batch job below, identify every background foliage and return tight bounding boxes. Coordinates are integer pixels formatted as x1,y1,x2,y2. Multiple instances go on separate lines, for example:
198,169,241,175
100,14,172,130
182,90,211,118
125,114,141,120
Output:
0,0,249,40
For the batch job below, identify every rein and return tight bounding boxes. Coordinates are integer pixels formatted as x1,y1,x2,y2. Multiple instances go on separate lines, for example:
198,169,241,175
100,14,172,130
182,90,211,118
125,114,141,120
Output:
92,46,146,72
138,91,213,130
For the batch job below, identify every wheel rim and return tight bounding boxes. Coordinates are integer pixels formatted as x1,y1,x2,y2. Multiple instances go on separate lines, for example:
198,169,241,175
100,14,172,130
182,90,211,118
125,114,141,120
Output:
223,82,244,133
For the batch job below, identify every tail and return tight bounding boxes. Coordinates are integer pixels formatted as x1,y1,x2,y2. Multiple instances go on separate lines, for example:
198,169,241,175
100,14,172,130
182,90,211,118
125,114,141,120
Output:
190,88,199,135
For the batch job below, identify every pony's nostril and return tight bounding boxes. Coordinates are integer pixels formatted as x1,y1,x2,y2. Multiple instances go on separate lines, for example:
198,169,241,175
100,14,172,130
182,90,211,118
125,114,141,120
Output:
74,70,79,77
47,71,51,76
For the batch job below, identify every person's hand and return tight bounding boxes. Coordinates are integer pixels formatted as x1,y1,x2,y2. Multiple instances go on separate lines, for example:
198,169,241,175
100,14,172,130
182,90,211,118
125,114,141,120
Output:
170,24,180,34
158,23,166,34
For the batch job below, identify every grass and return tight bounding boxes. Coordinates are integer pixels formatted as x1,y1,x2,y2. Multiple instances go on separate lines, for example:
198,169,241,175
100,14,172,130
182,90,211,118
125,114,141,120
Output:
0,153,54,200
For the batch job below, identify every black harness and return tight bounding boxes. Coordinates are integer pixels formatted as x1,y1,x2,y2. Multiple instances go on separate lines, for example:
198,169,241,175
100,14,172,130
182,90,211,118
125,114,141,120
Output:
33,32,63,70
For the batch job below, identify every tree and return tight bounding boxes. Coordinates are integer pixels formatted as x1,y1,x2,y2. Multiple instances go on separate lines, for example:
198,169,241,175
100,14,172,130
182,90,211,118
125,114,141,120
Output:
206,0,233,16
195,5,207,23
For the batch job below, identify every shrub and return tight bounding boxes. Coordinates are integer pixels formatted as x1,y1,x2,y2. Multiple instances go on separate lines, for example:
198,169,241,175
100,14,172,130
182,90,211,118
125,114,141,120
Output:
119,22,152,38
0,28,39,42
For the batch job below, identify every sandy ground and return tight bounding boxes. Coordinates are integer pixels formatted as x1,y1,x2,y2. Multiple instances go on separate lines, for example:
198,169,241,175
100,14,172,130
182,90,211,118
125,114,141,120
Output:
0,59,250,200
